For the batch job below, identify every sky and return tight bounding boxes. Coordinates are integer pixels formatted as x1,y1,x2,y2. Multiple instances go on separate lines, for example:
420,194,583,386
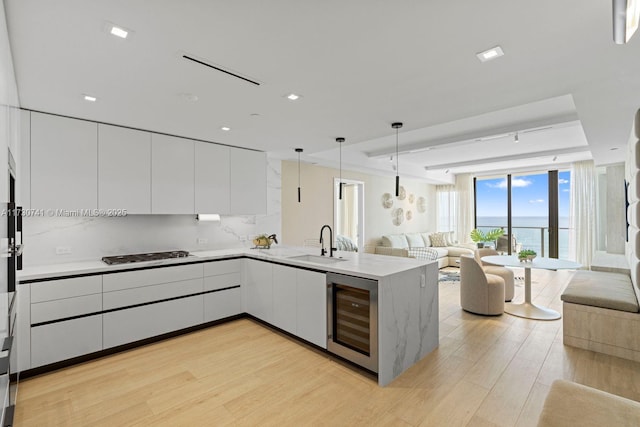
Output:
475,171,571,219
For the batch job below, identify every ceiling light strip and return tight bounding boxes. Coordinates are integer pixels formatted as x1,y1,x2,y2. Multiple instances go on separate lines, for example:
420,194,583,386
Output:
613,0,640,43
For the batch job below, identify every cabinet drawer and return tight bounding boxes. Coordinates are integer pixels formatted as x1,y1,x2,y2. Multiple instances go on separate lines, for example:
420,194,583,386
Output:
203,259,241,277
103,295,203,349
31,314,102,368
31,275,102,303
31,294,102,324
204,273,240,292
103,263,203,292
103,278,203,310
204,288,242,322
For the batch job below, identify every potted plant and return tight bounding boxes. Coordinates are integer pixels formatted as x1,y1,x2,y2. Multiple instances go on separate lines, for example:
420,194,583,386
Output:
469,228,504,248
518,249,537,262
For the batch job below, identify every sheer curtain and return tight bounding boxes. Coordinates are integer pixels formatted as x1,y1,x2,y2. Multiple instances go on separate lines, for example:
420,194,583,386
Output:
436,184,455,232
570,160,597,267
455,174,474,245
436,174,474,244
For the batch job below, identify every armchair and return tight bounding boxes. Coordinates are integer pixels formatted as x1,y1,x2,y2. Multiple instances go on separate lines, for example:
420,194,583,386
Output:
459,255,505,316
474,248,515,302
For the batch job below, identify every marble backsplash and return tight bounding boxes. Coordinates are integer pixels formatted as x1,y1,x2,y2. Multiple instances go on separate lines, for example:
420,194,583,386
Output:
21,159,281,267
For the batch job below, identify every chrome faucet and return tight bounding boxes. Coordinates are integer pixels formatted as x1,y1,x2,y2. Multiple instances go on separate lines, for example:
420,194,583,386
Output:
319,224,336,257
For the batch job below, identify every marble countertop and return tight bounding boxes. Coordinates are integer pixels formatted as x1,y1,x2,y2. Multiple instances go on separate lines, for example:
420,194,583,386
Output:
18,246,432,282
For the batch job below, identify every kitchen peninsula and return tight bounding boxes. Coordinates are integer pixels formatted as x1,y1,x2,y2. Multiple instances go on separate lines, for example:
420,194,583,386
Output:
16,247,438,386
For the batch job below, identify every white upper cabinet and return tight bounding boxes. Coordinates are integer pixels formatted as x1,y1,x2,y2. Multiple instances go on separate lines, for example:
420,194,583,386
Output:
195,142,230,214
151,134,194,214
98,124,151,214
26,112,267,215
230,149,267,214
31,112,97,210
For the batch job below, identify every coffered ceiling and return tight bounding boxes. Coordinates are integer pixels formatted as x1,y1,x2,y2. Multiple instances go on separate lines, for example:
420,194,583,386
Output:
5,1,640,183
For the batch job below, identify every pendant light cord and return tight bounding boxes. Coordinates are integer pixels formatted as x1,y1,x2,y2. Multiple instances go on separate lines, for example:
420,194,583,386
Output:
395,128,399,176
391,122,403,197
336,137,345,200
295,148,303,203
298,151,301,188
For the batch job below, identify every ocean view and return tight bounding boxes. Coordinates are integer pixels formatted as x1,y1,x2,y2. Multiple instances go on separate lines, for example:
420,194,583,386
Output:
476,216,570,258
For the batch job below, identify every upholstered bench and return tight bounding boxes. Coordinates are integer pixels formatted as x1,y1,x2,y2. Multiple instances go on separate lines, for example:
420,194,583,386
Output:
561,270,640,362
537,380,640,427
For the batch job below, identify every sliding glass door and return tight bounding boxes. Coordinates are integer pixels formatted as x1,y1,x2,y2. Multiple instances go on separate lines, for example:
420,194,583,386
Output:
475,170,570,258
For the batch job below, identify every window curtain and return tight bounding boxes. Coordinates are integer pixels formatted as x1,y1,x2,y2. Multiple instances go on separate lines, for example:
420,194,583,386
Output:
455,173,474,245
436,184,455,233
435,174,474,244
570,160,597,267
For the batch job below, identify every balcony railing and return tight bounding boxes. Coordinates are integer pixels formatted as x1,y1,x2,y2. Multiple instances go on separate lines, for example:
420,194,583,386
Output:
476,225,570,258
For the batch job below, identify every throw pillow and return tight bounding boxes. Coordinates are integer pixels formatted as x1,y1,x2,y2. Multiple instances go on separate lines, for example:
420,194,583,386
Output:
405,233,425,248
429,232,447,247
421,232,431,247
381,234,409,248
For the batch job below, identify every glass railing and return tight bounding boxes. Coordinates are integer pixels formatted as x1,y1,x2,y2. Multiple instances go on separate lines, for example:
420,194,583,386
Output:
476,225,570,259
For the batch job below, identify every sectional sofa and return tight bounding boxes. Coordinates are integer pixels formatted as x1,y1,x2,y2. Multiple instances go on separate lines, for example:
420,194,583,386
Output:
374,232,475,268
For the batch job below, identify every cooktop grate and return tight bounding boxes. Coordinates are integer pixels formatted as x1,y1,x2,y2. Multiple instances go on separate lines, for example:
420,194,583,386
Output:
102,250,190,265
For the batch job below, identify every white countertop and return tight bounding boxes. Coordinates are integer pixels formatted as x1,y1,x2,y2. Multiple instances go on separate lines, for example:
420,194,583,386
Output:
18,246,433,282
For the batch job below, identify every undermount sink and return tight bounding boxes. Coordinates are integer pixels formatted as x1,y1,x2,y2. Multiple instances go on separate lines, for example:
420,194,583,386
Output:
288,254,347,264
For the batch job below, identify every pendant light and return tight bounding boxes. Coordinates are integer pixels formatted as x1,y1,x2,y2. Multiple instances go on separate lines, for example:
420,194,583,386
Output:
336,137,345,200
295,148,303,202
392,122,403,197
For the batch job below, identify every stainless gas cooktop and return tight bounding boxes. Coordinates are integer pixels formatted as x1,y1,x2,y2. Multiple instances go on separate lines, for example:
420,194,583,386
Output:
102,250,190,265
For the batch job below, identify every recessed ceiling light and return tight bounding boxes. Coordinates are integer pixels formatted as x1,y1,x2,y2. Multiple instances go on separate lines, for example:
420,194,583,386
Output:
83,94,97,102
110,25,129,39
286,93,301,101
221,126,231,131
179,93,199,102
476,46,505,62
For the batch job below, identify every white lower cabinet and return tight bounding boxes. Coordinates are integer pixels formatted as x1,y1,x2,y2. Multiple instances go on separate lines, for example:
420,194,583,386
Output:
31,315,102,368
244,259,273,323
296,270,327,349
103,295,204,349
204,288,242,322
272,265,297,335
22,257,329,372
256,262,327,348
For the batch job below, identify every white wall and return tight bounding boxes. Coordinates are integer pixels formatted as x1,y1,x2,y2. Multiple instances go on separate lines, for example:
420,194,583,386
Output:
281,161,436,252
22,158,281,266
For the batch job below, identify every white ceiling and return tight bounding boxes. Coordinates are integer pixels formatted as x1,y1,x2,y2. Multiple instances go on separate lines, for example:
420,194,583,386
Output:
5,0,640,184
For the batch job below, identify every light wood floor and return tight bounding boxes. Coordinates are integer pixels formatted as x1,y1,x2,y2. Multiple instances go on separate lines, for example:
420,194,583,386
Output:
15,268,640,426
